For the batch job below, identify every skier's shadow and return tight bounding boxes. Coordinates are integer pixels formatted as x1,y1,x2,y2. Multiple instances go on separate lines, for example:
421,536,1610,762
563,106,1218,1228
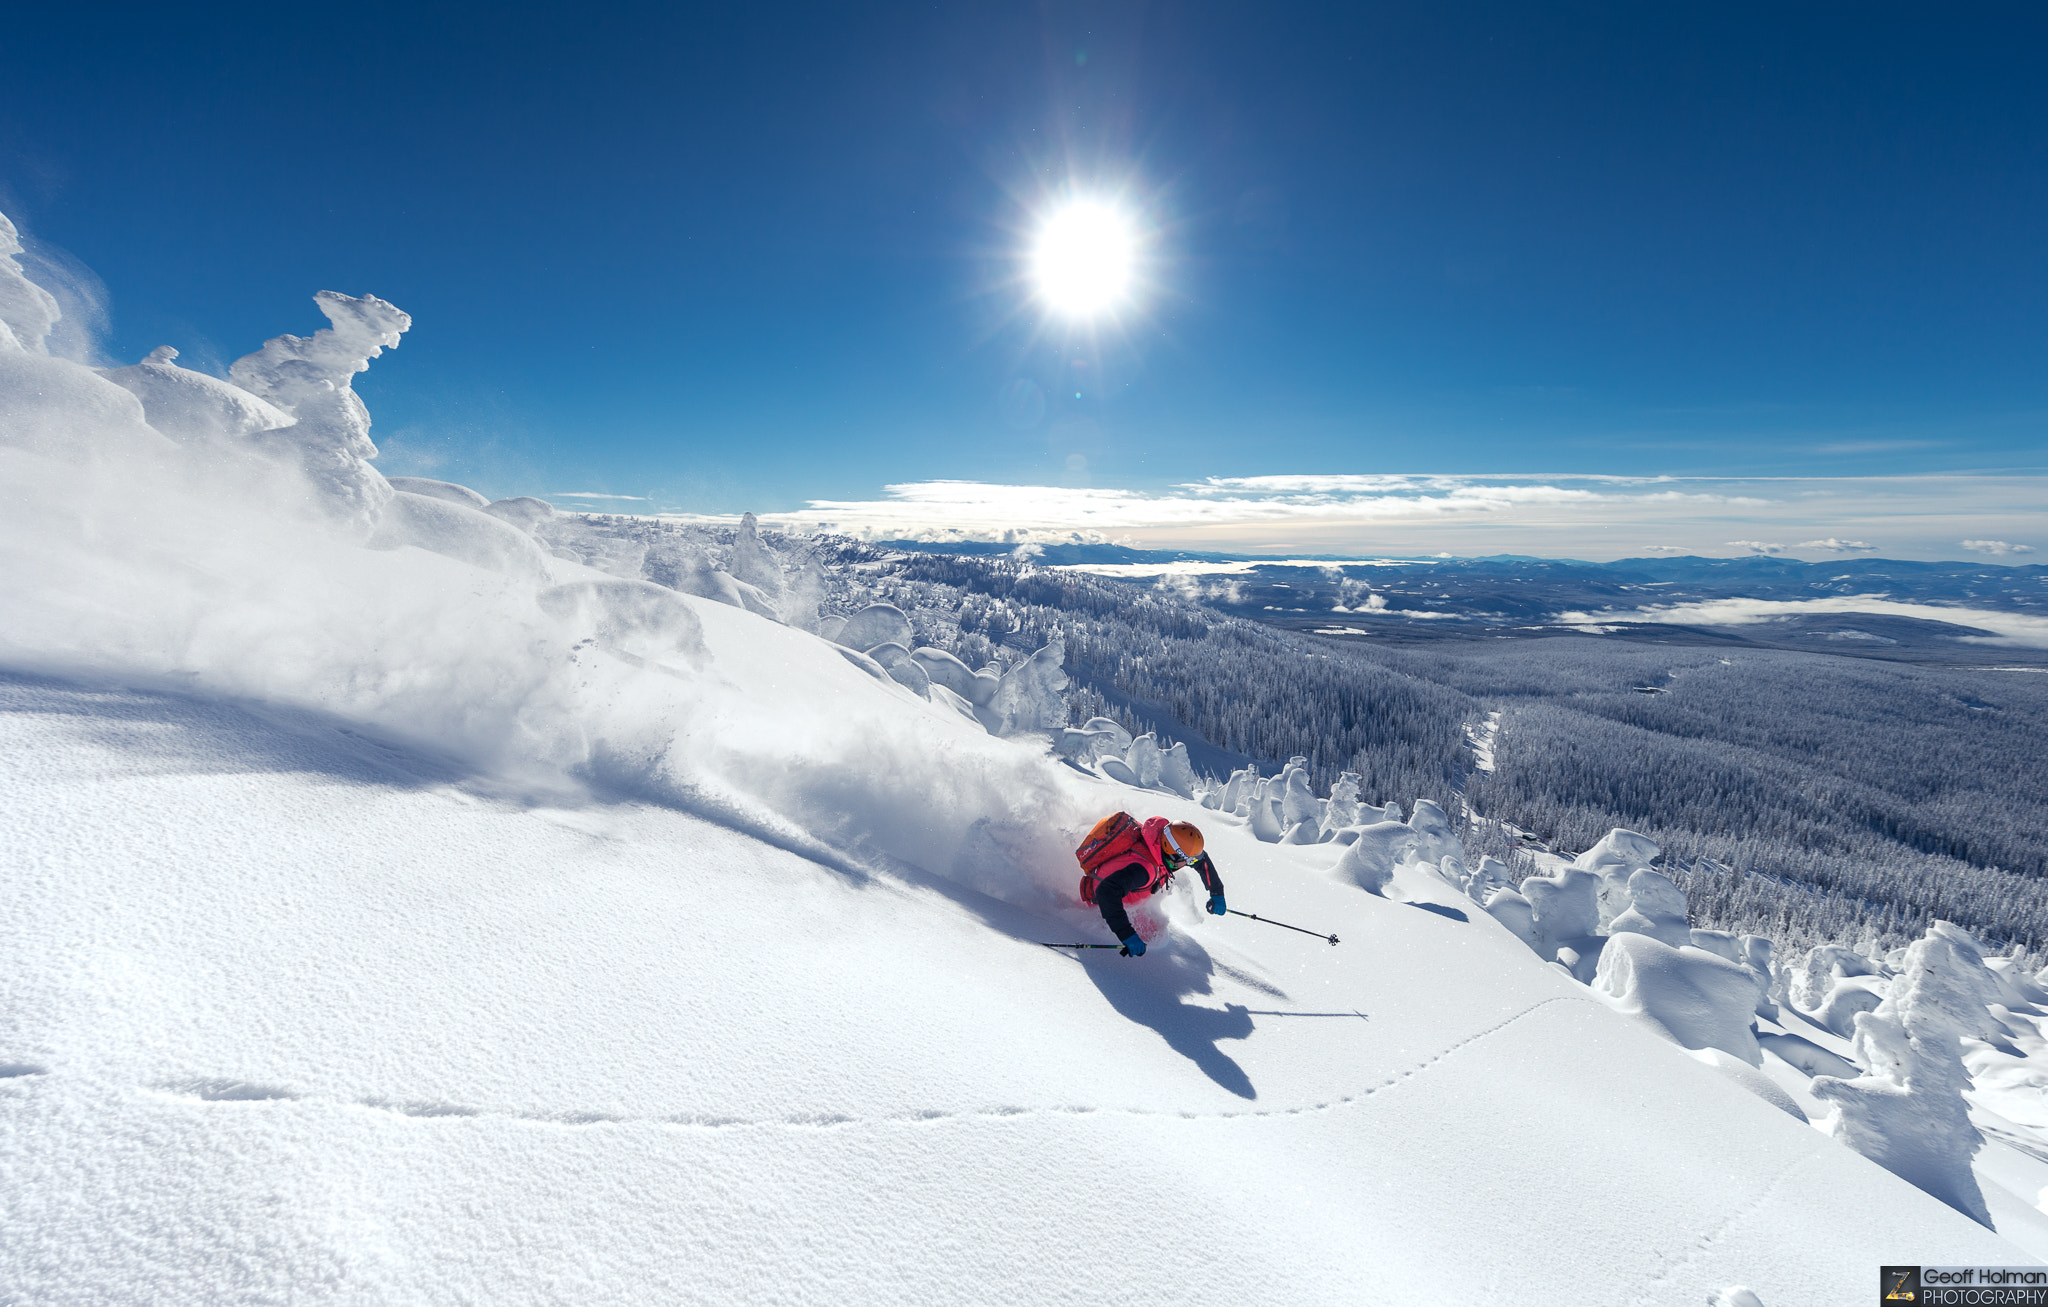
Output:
1069,943,1258,1100
854,859,1257,1099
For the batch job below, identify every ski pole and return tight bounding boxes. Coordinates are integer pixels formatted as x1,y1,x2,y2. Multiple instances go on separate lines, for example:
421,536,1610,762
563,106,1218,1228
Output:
1227,910,1340,946
1039,941,1124,951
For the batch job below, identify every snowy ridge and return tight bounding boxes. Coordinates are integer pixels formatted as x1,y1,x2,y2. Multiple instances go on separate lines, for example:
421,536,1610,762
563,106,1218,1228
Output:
0,216,2032,1303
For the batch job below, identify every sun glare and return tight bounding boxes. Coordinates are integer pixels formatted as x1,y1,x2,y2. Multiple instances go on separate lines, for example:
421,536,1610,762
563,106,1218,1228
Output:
1031,201,1137,318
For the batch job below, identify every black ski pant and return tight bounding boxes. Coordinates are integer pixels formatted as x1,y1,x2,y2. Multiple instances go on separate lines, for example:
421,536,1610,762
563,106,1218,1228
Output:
1094,864,1152,942
1095,853,1225,943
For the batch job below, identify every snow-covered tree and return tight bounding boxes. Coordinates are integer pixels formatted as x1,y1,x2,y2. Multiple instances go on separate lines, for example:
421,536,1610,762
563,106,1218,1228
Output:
1810,925,1994,1227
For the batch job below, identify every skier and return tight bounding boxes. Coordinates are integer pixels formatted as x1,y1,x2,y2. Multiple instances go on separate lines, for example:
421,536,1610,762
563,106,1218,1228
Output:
1075,814,1226,957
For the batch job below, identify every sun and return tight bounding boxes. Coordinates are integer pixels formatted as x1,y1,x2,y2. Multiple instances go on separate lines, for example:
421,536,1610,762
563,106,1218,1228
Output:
1031,200,1138,319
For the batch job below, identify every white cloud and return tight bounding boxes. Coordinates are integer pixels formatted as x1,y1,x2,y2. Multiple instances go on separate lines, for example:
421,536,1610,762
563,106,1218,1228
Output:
1962,539,2036,557
1639,490,1772,506
1191,474,1442,495
1795,538,1876,552
1816,440,1940,455
1181,473,1763,508
1639,545,1688,555
1057,560,1395,578
641,471,2046,563
1193,473,1673,494
550,491,649,500
1726,540,1787,555
1555,595,2048,649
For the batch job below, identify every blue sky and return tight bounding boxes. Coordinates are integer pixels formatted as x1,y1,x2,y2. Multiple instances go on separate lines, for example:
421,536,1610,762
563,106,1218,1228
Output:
3,2,2043,558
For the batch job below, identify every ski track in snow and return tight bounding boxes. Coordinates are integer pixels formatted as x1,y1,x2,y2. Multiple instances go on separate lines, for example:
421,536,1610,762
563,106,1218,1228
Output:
1625,1151,1814,1307
114,995,1602,1134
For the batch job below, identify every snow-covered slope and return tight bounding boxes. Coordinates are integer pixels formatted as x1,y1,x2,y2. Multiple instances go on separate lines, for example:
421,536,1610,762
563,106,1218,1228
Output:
0,220,2029,1303
0,613,2023,1304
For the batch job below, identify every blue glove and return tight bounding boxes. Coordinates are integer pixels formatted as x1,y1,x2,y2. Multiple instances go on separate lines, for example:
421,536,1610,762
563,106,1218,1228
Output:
1208,895,1227,916
1120,934,1146,957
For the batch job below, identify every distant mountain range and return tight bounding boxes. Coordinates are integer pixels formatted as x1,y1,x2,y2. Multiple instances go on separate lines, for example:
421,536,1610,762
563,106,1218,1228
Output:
876,541,2048,664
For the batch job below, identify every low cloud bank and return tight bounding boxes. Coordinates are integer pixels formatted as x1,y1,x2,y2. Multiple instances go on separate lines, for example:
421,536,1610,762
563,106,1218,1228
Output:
1963,540,2036,557
656,475,2042,564
1556,596,2048,650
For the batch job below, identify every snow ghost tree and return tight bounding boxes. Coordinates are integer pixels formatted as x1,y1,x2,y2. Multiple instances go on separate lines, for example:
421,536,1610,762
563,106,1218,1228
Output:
1466,855,1512,903
1892,922,2008,1044
1080,716,1132,755
914,648,998,707
779,553,829,630
1126,732,1163,787
0,212,59,352
1325,771,1362,831
1791,943,1892,1038
228,290,412,533
1159,741,1197,800
1572,828,1661,933
863,642,932,697
1249,784,1286,842
981,632,1069,735
1796,945,1881,1007
835,603,913,652
1220,766,1254,815
1811,924,1994,1227
0,213,178,464
728,512,786,607
1741,935,1780,1019
1333,821,1419,896
1405,799,1461,866
1278,764,1317,827
1607,870,1693,948
1521,866,1602,969
1282,816,1322,845
1591,931,1765,1066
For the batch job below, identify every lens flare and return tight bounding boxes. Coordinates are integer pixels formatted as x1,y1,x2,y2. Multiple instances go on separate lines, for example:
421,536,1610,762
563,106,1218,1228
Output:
1031,201,1137,318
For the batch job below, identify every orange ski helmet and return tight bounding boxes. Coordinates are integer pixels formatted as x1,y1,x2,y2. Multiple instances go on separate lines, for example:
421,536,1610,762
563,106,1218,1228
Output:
1165,822,1204,863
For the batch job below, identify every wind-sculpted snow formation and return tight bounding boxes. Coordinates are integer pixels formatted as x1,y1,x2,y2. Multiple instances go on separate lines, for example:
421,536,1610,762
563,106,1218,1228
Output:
1088,697,2048,1240
1454,823,2048,1233
1811,925,2000,1228
0,215,175,464
3,212,2043,1301
955,652,2048,1242
99,346,297,446
0,210,1093,923
0,211,60,350
227,289,412,531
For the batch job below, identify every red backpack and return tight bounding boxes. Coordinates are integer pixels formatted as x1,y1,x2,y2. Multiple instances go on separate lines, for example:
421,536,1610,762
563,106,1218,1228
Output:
1075,811,1161,906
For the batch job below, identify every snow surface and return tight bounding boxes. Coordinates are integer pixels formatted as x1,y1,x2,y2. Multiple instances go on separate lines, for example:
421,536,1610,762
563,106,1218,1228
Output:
0,226,2034,1302
2,664,2022,1304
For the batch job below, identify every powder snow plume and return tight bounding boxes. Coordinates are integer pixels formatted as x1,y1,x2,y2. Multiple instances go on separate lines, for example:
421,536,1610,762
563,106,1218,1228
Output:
0,214,1096,915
